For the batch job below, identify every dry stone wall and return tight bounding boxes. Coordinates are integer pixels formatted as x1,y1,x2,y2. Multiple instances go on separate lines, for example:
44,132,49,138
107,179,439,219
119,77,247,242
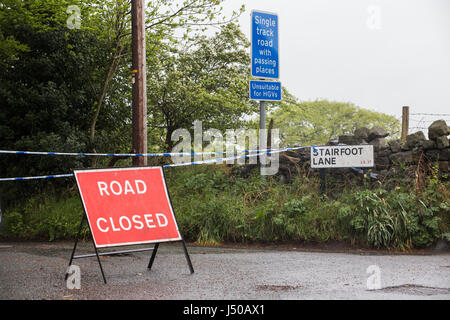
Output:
276,120,450,183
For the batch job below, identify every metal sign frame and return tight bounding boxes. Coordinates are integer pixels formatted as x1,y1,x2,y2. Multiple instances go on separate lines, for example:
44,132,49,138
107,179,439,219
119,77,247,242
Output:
65,167,194,284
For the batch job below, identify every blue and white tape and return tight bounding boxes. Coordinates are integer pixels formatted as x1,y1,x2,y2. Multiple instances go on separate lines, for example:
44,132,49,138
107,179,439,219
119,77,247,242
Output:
0,147,304,181
0,174,75,182
0,147,287,158
164,147,303,168
0,146,379,181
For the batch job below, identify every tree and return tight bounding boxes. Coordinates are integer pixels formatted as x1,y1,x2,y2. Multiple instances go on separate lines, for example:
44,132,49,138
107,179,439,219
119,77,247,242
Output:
269,97,400,147
80,0,245,153
0,0,246,203
0,2,112,199
1,0,245,152
147,23,257,151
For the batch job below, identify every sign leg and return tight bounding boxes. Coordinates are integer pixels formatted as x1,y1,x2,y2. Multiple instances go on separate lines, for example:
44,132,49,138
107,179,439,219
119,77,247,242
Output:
181,240,194,275
65,214,85,281
91,236,107,284
147,243,160,270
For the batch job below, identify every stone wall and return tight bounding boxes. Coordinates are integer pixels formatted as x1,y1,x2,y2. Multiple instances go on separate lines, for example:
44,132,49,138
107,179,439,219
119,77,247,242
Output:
276,120,450,183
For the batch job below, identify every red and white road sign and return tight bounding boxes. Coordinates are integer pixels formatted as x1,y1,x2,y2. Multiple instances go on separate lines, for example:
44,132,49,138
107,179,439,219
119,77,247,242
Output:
74,167,182,248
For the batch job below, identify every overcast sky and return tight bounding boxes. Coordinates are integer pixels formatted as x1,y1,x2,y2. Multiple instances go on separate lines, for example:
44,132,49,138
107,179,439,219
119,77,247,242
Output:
223,0,450,125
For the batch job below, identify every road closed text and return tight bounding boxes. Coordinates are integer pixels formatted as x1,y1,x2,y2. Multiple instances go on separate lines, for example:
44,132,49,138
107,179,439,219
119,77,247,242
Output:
97,180,147,196
96,213,169,233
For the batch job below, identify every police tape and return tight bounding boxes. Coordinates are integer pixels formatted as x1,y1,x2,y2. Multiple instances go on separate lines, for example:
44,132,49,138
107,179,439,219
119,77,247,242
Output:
0,147,304,182
163,147,302,168
0,146,379,182
0,147,291,158
0,174,76,182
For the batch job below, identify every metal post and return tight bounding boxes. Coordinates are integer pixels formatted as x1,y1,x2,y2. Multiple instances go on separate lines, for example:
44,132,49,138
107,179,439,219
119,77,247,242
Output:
319,168,327,196
131,0,147,167
260,101,266,132
401,106,410,143
260,101,266,178
91,239,107,284
181,240,195,274
147,243,159,270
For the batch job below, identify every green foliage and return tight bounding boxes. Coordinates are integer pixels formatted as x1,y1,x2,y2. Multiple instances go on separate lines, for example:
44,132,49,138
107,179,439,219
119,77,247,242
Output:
0,190,89,241
167,167,353,245
338,187,443,249
0,0,446,251
0,0,247,204
147,22,257,151
1,165,448,250
269,98,400,146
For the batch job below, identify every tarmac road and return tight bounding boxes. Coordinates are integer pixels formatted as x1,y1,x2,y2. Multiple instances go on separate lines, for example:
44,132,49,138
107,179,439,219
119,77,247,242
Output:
0,242,449,300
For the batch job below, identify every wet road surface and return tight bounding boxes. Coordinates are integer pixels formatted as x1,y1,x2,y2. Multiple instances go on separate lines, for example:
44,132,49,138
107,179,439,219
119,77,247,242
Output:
0,242,449,300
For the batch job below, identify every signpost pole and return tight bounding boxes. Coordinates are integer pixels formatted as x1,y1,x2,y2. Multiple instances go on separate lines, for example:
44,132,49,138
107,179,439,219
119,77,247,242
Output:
260,100,266,154
260,101,266,132
260,100,266,180
319,168,327,196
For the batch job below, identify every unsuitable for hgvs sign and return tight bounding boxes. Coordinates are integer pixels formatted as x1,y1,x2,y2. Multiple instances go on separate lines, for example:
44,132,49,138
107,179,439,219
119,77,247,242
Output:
250,80,281,101
251,10,279,79
74,167,182,248
311,145,374,168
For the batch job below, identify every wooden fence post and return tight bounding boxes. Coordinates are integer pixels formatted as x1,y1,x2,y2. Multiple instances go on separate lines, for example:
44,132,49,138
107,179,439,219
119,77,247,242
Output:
401,106,410,142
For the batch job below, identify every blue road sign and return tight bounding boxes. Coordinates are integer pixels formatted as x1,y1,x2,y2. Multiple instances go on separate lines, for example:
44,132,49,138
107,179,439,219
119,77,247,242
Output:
250,80,282,101
251,10,279,79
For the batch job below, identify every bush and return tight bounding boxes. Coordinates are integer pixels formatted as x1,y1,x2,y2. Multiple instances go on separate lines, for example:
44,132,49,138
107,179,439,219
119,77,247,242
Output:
340,187,445,250
0,190,89,241
1,164,448,250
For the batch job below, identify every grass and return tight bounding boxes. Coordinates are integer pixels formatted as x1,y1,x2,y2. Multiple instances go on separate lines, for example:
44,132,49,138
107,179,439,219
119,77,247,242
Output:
1,164,448,250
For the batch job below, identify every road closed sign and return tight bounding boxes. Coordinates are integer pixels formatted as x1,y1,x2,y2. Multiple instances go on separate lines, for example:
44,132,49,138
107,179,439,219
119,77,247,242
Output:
311,145,374,169
74,167,182,248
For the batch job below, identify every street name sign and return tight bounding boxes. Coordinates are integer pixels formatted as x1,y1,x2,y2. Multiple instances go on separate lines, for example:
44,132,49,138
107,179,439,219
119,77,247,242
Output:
311,145,374,169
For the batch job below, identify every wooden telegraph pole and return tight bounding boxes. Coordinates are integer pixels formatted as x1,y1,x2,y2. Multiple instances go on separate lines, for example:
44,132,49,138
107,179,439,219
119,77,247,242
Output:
401,106,410,143
131,0,147,166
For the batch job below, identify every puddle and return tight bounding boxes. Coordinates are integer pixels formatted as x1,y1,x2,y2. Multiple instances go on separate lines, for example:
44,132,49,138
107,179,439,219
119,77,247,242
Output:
256,284,302,292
